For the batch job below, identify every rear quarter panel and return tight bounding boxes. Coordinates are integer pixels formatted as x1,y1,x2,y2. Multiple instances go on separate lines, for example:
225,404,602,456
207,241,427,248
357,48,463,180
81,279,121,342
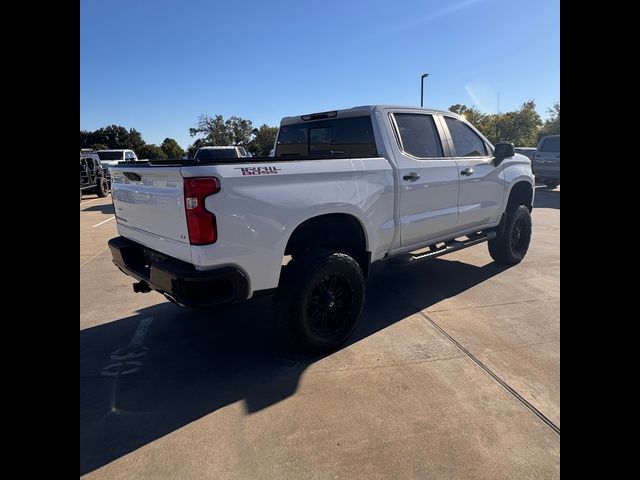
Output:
181,158,395,295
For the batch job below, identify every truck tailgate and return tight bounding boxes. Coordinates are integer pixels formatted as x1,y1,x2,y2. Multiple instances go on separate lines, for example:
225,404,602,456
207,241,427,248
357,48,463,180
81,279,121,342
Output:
110,166,192,262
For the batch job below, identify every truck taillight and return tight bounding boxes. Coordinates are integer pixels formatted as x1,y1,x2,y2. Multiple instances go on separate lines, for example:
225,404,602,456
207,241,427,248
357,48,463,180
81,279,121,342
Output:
184,177,220,245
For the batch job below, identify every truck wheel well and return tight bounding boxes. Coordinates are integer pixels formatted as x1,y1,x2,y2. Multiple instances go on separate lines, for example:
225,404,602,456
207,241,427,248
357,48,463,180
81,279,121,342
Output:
508,181,533,211
284,214,370,276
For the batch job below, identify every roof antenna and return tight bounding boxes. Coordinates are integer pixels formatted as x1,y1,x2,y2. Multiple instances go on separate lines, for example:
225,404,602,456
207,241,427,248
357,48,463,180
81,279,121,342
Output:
420,73,429,107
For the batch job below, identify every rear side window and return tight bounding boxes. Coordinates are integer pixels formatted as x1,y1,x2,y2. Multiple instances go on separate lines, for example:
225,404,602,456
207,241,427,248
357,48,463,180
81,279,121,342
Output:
97,151,122,161
539,136,560,152
444,117,487,157
393,113,444,158
275,116,378,157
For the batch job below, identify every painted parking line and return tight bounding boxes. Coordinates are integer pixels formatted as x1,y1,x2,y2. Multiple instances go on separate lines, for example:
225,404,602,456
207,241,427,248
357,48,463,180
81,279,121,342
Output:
80,197,106,207
92,216,115,228
80,246,108,268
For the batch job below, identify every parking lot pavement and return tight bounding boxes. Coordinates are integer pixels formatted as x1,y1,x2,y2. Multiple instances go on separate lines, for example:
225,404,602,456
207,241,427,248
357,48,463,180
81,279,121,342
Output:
80,194,117,266
80,187,560,479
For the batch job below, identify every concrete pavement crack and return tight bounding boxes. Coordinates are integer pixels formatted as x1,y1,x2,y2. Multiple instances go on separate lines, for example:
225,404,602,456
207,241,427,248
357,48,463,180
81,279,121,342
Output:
387,286,560,436
426,296,560,313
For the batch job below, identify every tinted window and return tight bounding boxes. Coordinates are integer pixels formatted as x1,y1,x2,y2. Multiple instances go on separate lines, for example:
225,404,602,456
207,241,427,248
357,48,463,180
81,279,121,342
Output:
195,148,238,160
444,117,487,157
275,116,377,157
97,151,123,160
393,113,443,158
125,151,134,160
540,136,560,152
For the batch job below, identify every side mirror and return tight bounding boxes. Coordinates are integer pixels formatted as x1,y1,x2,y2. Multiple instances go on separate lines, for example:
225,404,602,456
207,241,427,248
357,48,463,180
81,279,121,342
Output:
494,142,515,165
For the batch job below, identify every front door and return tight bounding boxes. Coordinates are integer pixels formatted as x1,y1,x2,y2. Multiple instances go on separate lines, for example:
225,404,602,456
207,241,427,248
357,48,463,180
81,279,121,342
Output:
388,111,460,247
439,115,503,231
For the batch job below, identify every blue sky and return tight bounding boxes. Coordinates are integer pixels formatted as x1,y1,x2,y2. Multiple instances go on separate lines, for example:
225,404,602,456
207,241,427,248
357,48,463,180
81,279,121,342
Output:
80,0,559,149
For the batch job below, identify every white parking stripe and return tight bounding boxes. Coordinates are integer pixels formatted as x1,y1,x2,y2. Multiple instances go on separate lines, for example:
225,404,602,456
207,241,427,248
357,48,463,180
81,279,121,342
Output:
80,246,108,268
80,197,105,207
92,216,115,228
129,317,154,347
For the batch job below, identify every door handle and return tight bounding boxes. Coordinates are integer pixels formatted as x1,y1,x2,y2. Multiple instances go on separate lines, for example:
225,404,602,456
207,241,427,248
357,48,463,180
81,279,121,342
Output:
403,172,420,181
460,168,474,176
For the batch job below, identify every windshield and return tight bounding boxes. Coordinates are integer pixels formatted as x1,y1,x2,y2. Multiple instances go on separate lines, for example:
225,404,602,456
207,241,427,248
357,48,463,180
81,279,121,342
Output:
97,151,123,160
195,148,238,160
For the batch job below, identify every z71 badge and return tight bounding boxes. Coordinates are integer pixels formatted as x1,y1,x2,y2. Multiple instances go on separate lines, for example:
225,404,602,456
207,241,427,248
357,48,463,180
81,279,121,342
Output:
235,166,282,176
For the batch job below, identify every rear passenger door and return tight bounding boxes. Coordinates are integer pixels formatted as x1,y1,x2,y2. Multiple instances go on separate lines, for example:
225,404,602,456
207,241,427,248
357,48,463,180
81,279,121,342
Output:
388,111,460,247
439,115,503,231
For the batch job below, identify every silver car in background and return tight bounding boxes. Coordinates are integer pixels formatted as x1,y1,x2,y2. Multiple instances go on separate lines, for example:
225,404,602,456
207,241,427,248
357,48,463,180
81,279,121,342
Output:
533,135,560,189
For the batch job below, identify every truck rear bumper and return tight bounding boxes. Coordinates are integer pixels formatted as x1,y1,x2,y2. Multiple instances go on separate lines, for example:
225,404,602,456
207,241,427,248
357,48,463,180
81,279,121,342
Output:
108,236,249,307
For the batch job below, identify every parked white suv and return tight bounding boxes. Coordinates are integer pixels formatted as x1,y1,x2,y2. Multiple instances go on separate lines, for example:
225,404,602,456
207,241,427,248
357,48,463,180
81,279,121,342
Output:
108,105,534,353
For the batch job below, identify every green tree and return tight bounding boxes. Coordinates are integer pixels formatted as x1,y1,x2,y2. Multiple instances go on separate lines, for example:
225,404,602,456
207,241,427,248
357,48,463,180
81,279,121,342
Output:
80,130,94,149
160,137,185,159
137,144,167,161
495,100,542,146
225,116,254,145
125,128,146,151
91,143,109,151
85,125,146,150
449,101,542,146
448,104,485,126
189,114,231,145
248,124,278,156
90,125,129,148
188,114,256,150
539,101,560,140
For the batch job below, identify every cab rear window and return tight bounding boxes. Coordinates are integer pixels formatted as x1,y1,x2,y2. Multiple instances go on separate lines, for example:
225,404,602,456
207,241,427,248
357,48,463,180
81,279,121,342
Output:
195,149,238,160
275,116,378,158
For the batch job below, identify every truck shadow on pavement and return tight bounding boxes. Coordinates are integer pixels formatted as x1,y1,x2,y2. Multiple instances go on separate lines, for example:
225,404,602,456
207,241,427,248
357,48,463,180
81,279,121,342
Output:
80,257,509,475
81,203,114,214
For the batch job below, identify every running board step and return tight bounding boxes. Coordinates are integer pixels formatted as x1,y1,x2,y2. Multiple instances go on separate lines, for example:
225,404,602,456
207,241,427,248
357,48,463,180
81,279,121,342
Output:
393,231,497,265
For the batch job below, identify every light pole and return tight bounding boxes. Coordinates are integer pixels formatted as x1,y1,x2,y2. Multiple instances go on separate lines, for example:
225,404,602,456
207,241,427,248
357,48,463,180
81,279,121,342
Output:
420,73,429,107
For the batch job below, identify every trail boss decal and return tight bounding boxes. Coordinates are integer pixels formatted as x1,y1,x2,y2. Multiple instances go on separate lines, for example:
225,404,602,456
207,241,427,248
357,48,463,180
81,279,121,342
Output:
235,166,282,176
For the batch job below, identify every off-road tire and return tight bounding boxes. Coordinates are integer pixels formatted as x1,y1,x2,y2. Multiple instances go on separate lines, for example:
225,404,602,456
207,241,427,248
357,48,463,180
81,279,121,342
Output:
273,251,365,355
488,205,532,264
96,177,109,197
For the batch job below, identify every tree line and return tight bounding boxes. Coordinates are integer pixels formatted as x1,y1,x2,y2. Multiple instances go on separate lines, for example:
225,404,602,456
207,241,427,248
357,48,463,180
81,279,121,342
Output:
449,100,559,146
80,120,278,160
80,100,559,159
80,125,186,160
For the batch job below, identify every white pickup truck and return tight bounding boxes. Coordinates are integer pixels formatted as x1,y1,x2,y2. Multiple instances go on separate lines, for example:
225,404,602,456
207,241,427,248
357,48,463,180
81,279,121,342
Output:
194,146,251,161
108,105,534,353
96,149,140,167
